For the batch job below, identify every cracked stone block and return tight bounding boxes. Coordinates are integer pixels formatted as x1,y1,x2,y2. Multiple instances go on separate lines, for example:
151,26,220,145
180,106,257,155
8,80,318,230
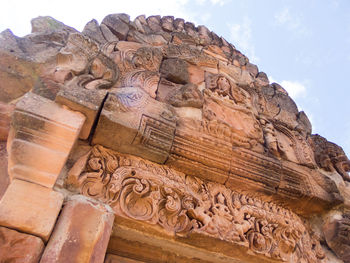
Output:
40,195,114,263
0,179,64,241
56,85,107,140
92,87,176,164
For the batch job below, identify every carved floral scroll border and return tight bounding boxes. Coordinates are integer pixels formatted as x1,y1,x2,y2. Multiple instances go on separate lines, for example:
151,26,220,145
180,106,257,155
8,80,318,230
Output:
71,145,325,263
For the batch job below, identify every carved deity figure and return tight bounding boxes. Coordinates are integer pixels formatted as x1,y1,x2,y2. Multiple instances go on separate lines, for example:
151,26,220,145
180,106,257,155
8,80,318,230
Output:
203,74,263,147
209,75,250,107
215,76,232,98
260,117,285,159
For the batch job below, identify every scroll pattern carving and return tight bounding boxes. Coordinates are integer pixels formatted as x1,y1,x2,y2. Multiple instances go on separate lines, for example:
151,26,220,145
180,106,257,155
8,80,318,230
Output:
71,145,325,263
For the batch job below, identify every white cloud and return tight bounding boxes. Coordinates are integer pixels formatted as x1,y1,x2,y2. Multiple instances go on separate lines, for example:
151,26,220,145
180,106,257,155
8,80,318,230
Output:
269,76,307,99
228,17,259,63
210,0,230,6
0,0,199,37
196,0,230,6
280,80,307,99
274,7,309,37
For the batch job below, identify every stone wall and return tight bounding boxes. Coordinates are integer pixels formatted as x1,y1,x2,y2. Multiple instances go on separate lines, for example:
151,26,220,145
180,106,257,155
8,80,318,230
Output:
0,13,350,263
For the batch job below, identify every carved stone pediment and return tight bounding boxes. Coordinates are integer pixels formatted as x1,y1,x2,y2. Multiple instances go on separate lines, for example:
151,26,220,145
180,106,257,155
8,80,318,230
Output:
3,13,350,263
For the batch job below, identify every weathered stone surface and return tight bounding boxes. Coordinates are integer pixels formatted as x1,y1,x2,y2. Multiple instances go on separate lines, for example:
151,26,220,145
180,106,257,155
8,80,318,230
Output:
168,83,203,108
2,13,350,263
69,145,325,263
161,16,174,32
297,110,312,135
0,102,14,141
188,64,205,84
160,58,189,84
55,85,107,140
92,87,176,163
0,142,10,199
0,226,44,263
40,195,114,263
8,92,85,187
323,212,350,263
245,62,258,77
102,14,130,40
0,47,40,103
311,134,350,181
82,19,107,44
146,16,162,32
0,179,63,241
31,16,77,34
155,78,182,103
256,71,269,86
105,254,145,263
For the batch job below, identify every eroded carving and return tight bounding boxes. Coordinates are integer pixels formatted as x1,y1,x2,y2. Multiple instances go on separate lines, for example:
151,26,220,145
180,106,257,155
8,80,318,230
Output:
311,134,350,181
69,145,325,263
56,33,119,90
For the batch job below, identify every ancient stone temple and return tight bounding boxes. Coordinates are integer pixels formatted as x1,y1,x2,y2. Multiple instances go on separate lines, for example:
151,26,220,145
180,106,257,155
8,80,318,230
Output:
1,13,350,263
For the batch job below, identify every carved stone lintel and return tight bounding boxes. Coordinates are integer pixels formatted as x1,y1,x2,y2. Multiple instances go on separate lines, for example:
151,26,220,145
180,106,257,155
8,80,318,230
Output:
68,145,326,263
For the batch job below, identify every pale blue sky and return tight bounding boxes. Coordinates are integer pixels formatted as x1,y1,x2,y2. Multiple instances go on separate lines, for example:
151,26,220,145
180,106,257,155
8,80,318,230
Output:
1,0,349,155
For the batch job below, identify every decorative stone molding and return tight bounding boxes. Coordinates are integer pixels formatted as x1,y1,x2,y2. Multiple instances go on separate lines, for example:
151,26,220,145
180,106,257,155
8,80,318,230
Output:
68,145,325,263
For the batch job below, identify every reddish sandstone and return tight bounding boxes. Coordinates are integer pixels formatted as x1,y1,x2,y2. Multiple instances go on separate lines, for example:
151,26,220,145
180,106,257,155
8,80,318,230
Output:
40,195,114,263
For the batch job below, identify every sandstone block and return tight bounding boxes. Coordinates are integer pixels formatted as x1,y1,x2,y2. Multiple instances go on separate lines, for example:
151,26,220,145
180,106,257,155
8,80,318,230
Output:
160,58,189,84
102,14,130,40
0,179,63,241
0,48,39,103
0,226,44,263
155,78,182,103
105,254,145,263
245,62,258,77
0,102,14,141
256,71,269,86
56,85,107,140
188,64,204,85
0,142,10,199
92,87,176,164
8,92,85,187
323,213,350,263
40,195,114,263
82,19,107,44
161,16,175,32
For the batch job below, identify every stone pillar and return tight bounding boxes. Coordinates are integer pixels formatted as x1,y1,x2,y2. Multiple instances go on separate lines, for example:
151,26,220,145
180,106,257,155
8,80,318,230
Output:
0,92,86,261
40,195,115,263
0,179,64,241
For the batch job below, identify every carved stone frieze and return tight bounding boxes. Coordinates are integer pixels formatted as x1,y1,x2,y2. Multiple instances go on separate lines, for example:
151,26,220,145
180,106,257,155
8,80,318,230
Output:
68,145,325,263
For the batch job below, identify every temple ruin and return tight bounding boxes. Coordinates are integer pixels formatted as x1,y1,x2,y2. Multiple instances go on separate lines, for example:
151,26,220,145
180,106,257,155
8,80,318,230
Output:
0,13,350,263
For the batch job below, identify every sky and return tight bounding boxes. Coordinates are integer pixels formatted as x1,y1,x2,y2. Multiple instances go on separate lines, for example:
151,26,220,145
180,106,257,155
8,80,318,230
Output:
1,0,349,156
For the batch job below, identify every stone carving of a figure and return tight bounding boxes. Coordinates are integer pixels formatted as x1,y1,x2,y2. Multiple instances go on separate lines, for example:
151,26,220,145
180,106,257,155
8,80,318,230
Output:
260,117,285,158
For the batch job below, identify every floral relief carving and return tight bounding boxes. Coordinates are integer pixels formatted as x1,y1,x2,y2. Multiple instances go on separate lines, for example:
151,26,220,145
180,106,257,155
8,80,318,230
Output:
70,145,325,263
